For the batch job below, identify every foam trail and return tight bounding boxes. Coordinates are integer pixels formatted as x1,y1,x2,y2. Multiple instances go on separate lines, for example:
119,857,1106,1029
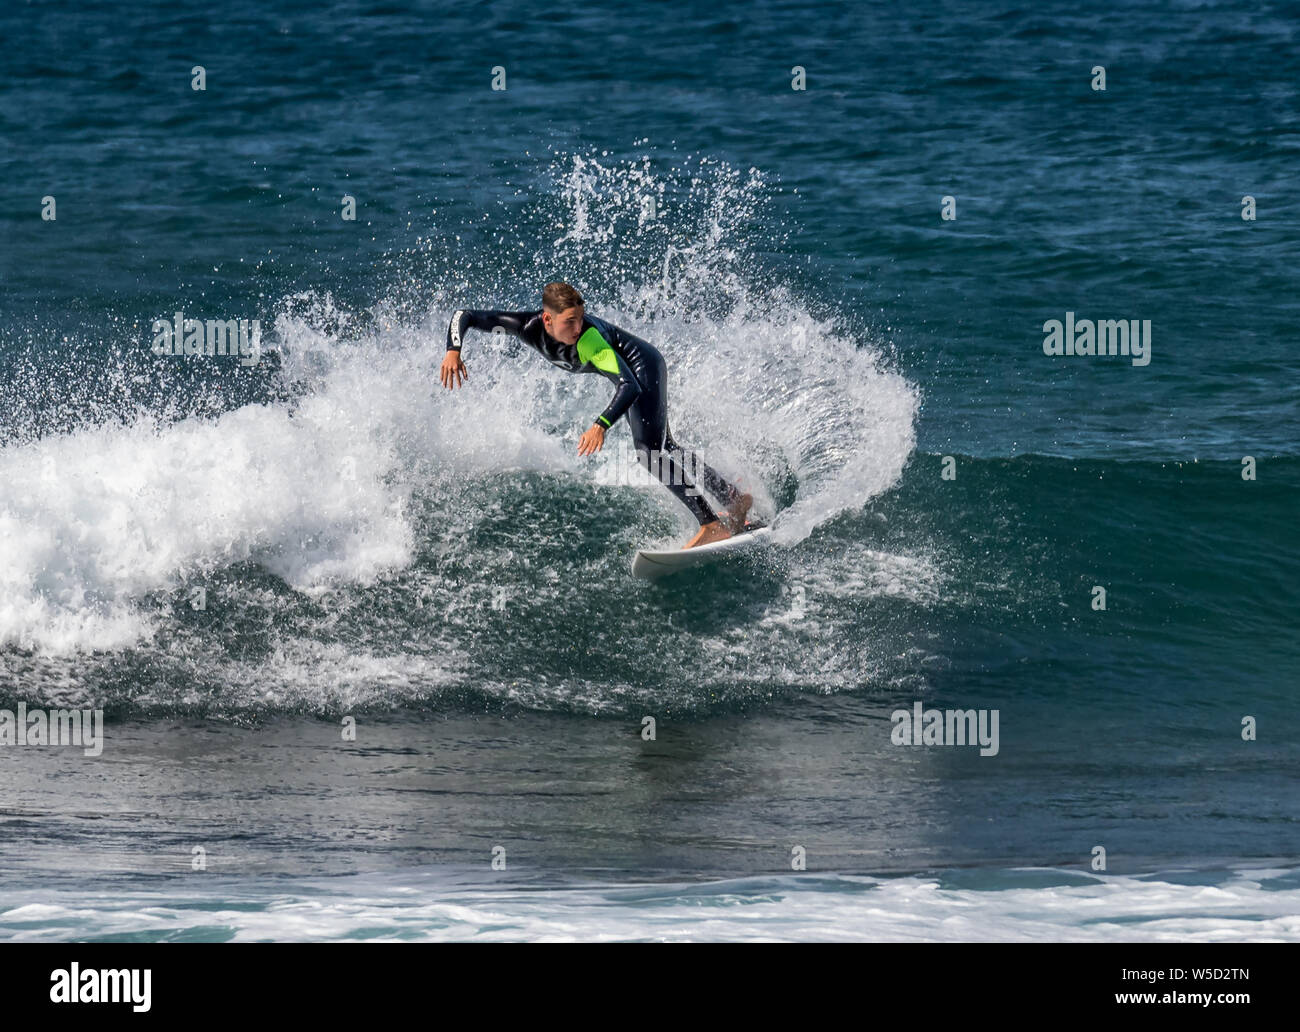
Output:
2,150,922,673
1,348,415,653
541,153,920,544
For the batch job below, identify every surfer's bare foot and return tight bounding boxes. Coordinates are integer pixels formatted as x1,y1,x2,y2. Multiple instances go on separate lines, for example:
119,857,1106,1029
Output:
683,520,732,549
720,493,753,534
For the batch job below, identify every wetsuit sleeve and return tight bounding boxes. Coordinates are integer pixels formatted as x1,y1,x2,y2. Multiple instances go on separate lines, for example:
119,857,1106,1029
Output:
445,310,532,352
594,353,642,429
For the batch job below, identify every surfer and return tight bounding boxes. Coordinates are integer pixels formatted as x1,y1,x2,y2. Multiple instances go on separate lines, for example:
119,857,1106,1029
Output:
439,282,751,548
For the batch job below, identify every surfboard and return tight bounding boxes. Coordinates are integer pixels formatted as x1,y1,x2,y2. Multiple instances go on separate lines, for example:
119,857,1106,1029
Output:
631,522,771,579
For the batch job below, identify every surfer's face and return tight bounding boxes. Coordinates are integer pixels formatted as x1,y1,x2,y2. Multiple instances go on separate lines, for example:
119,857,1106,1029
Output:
543,305,584,345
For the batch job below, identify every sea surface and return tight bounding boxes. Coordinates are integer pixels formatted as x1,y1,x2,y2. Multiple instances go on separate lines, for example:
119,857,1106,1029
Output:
1,0,1297,941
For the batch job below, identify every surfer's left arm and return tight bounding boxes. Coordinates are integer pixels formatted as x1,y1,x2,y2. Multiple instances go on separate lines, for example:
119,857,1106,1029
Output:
577,355,641,455
576,423,605,456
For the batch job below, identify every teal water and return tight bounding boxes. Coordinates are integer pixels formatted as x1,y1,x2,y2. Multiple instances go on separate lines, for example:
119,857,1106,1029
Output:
0,0,1296,939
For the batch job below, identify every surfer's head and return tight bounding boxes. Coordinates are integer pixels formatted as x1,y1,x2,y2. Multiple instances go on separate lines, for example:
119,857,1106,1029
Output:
541,282,585,345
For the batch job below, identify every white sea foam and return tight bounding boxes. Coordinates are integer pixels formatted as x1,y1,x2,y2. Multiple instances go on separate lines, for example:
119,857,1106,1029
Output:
0,364,414,654
1,152,921,670
2,867,1296,942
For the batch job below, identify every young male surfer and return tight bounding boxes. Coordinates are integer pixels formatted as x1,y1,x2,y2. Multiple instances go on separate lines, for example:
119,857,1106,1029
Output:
439,282,752,548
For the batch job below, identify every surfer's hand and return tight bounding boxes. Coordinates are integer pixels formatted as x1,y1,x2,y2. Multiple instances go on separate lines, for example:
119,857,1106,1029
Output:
440,351,467,389
577,424,605,456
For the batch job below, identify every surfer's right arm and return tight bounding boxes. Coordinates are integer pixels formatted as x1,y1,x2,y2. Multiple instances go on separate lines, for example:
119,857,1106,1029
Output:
440,309,531,390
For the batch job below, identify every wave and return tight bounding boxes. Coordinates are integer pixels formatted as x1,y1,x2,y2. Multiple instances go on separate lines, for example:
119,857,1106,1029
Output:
1,151,921,712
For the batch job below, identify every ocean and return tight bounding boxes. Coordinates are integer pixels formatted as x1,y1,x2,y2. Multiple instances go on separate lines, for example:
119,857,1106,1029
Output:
1,0,1297,942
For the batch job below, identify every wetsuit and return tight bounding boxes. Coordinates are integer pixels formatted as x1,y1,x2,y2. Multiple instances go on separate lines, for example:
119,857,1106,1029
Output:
446,309,744,525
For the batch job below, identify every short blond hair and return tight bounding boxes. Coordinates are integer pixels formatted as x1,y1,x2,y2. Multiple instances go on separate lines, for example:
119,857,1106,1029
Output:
542,282,584,314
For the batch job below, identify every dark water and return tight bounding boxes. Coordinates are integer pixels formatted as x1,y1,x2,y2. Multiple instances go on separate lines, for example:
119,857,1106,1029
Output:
1,0,1297,939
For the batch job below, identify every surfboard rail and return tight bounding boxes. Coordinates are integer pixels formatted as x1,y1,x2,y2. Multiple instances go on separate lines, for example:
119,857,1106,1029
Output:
631,523,771,579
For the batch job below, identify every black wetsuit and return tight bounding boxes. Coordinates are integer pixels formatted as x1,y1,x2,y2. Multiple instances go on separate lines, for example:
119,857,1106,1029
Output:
446,309,744,525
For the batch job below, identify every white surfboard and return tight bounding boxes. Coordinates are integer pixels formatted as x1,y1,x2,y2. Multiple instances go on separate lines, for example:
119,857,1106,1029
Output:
631,524,772,579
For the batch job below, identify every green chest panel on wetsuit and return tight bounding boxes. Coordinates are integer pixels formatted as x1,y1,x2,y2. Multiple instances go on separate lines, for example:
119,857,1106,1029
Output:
575,326,621,375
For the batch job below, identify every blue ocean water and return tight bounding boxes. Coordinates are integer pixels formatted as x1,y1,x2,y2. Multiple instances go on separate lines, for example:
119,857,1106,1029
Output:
1,0,1297,940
